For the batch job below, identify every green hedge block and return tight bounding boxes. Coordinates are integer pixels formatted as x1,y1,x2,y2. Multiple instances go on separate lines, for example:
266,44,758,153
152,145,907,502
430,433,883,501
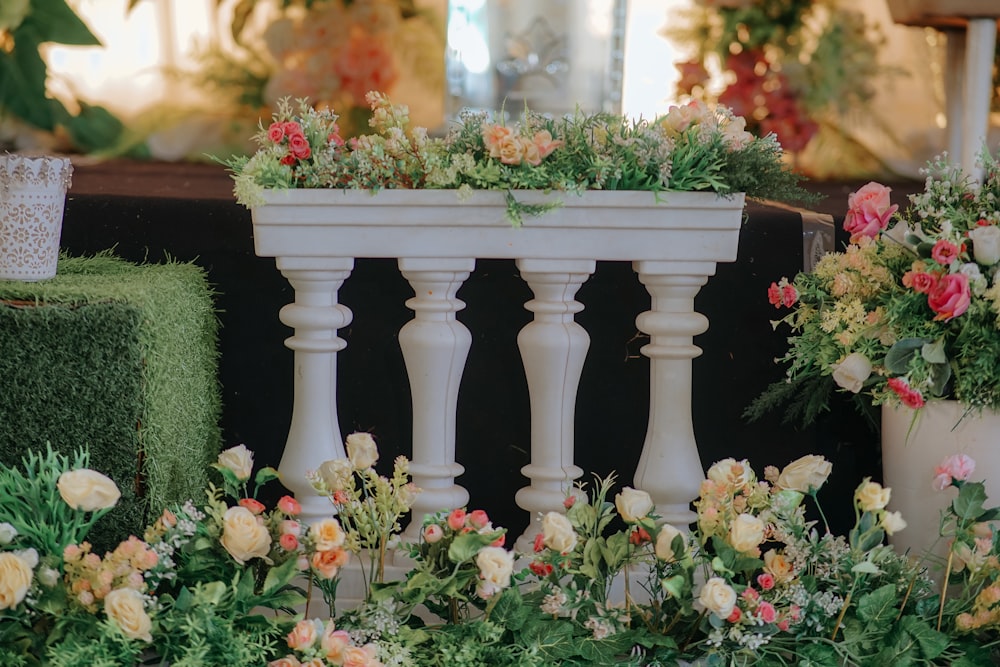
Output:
0,253,222,549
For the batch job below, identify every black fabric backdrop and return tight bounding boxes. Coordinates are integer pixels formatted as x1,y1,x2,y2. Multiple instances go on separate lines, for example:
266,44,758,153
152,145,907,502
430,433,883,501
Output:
60,161,906,534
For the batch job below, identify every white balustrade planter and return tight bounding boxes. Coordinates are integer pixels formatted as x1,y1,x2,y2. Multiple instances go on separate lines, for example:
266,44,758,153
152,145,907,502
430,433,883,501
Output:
251,188,745,547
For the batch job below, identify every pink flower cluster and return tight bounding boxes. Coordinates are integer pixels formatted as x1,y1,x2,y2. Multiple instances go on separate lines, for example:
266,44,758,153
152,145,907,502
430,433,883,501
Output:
886,377,925,410
268,120,328,167
63,536,159,612
933,454,976,491
270,618,382,667
902,264,972,322
423,507,503,547
767,278,797,309
481,124,563,167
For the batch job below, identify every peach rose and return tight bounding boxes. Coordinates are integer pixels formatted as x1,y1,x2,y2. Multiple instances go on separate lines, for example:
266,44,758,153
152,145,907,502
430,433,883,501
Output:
287,619,322,650
321,625,353,663
310,517,346,551
104,588,153,642
311,547,350,580
763,548,795,582
343,644,378,667
220,506,271,564
483,124,513,157
57,469,121,512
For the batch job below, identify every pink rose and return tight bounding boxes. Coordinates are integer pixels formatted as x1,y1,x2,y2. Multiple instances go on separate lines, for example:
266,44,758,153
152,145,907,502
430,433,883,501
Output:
468,509,490,529
757,572,775,590
267,122,285,143
844,182,898,242
423,524,443,544
928,272,971,321
758,600,777,623
903,269,938,294
287,619,320,650
279,533,299,551
239,498,266,515
931,239,963,265
288,133,311,160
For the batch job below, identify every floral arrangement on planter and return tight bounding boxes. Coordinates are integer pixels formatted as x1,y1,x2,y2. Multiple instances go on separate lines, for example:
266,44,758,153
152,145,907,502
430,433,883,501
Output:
749,151,1000,426
227,90,810,224
5,435,1000,665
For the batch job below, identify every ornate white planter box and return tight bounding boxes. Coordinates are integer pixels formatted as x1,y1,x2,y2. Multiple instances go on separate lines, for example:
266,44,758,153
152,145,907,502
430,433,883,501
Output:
250,189,745,544
252,189,744,261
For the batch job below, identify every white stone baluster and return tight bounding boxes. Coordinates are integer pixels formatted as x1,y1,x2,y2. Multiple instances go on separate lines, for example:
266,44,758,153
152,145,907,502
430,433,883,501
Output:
514,258,595,552
276,256,354,524
633,260,717,527
398,258,475,540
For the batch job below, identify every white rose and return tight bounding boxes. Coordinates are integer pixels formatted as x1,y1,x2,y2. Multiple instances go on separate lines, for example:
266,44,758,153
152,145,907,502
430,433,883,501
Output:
104,588,153,642
881,510,907,536
16,548,37,569
476,546,515,589
0,552,33,610
706,458,755,488
217,444,254,481
615,487,653,523
728,513,765,553
346,432,379,470
698,577,737,619
776,455,833,493
969,225,1000,266
654,523,684,562
37,565,60,588
542,512,578,554
831,352,872,394
219,506,272,564
856,480,891,512
57,469,121,512
0,522,16,545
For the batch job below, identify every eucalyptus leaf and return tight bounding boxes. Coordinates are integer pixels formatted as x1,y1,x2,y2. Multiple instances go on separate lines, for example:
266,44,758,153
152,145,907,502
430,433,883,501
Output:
920,339,948,364
884,338,928,374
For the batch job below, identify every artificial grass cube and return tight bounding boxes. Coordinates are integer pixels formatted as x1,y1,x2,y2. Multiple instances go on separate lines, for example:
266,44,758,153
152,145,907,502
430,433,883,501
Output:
0,252,222,549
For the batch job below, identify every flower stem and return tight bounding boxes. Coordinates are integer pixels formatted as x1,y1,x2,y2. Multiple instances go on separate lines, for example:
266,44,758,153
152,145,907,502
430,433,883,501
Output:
937,548,955,631
831,590,852,641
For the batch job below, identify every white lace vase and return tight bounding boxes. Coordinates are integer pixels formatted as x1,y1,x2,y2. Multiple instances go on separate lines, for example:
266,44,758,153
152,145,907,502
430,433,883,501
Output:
0,155,73,281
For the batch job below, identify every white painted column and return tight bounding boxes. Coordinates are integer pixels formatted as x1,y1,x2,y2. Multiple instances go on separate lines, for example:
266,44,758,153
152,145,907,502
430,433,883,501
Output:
632,260,717,527
513,258,595,551
398,258,475,539
276,257,355,524
944,29,966,164
962,19,996,182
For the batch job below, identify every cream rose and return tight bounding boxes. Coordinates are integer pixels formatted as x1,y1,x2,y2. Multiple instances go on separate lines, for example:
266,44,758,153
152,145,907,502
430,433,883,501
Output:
220,506,271,564
0,522,16,545
698,577,737,619
728,513,765,553
57,469,121,512
0,552,33,610
831,352,872,394
542,512,578,554
706,458,755,488
345,432,379,470
217,444,254,481
856,479,891,512
476,546,515,590
318,458,353,492
311,517,347,551
881,510,907,536
969,225,1000,266
615,487,654,523
104,588,153,642
776,455,833,493
654,523,684,562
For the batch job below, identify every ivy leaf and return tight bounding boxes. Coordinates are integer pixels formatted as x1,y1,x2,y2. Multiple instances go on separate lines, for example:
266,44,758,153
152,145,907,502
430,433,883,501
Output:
953,481,988,522
856,583,899,623
899,615,949,659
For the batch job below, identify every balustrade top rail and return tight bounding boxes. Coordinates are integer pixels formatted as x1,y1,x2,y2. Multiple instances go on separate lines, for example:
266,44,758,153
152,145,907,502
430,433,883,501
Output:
252,190,746,262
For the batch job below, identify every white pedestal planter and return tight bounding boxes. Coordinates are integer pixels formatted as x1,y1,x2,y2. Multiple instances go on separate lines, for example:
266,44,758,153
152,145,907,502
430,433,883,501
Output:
0,155,73,281
881,401,1000,566
250,189,745,541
